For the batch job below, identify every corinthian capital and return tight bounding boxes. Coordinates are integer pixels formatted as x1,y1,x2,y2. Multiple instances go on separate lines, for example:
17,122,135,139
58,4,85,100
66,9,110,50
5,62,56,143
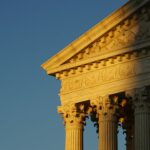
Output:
90,95,119,118
58,103,87,127
135,87,149,102
133,86,150,113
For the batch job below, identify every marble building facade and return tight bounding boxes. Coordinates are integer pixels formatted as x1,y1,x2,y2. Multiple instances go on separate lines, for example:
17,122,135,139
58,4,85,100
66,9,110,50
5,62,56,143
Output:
42,0,150,149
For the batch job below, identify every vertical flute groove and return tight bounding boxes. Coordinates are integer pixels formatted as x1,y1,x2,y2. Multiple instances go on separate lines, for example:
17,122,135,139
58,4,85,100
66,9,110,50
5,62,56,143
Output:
134,104,150,150
99,114,117,150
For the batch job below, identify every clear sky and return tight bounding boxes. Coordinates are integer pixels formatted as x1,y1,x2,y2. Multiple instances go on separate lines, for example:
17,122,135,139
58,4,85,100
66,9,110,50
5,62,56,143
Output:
0,0,128,150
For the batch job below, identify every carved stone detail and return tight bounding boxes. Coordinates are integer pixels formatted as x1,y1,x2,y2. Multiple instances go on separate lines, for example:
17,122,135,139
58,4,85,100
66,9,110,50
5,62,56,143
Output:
61,61,137,93
90,96,119,150
57,48,150,80
58,103,88,150
133,86,150,150
58,103,87,128
134,86,150,113
41,0,150,149
90,96,118,119
63,7,150,65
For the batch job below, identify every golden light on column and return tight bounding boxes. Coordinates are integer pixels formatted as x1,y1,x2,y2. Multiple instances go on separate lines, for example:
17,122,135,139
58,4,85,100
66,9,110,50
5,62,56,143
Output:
41,0,150,150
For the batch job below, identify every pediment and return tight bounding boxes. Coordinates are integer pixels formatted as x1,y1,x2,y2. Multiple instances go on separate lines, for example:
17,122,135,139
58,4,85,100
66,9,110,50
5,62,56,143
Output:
63,11,150,65
42,0,150,75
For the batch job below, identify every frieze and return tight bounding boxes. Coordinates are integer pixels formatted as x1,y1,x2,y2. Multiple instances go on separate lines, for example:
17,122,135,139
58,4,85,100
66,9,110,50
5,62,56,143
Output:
60,61,136,94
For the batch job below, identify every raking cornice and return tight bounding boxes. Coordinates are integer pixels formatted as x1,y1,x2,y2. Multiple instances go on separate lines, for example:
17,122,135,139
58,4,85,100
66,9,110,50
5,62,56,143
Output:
41,0,149,75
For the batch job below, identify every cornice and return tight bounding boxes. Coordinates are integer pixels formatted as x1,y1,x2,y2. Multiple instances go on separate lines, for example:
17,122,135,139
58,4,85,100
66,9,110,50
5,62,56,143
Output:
42,0,149,74
47,42,150,77
56,48,150,80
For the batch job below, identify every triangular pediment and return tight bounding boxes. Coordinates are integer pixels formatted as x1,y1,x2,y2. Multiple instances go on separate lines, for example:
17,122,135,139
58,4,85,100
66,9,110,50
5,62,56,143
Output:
42,0,150,75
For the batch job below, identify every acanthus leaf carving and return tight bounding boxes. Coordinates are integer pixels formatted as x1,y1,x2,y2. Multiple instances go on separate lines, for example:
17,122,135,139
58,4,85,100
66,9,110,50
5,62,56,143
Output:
58,103,87,127
63,6,150,65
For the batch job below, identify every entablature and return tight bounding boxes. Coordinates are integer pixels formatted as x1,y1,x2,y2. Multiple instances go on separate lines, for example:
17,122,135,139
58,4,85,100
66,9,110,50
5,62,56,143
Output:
55,48,150,80
59,50,150,104
42,0,150,76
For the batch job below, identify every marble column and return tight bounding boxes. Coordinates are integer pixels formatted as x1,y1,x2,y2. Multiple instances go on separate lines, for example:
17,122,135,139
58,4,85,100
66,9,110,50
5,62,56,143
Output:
65,118,84,150
134,87,150,150
91,96,118,150
58,103,86,150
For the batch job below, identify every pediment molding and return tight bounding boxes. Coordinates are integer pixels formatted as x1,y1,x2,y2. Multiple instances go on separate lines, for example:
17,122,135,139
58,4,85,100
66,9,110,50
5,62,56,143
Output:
56,48,150,80
63,8,150,65
42,0,150,76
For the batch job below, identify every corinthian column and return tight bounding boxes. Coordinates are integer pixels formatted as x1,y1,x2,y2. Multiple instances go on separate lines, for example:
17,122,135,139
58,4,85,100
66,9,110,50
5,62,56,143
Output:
58,103,86,150
91,96,118,150
134,87,150,150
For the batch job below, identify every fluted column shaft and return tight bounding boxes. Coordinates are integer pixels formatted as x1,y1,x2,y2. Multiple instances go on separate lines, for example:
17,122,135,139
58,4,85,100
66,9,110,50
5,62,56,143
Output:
98,113,118,150
91,96,118,150
134,104,150,150
65,122,83,150
134,88,150,150
58,104,86,150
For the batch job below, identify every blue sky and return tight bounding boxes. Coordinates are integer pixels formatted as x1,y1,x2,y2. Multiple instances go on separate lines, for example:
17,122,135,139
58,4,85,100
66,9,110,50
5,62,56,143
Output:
0,0,128,150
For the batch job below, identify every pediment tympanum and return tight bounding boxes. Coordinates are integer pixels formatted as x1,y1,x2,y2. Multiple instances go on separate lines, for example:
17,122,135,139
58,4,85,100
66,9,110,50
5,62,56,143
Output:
63,8,150,65
42,0,150,76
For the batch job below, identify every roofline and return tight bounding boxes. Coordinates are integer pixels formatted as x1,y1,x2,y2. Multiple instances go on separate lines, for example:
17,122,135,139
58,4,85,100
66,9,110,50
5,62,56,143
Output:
41,0,149,74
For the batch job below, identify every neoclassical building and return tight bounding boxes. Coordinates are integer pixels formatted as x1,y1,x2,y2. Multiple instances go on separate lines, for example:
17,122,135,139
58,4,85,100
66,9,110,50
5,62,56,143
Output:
41,0,150,150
